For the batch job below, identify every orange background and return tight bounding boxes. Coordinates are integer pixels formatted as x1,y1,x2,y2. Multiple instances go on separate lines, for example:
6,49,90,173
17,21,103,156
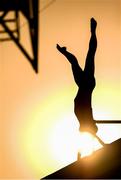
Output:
0,0,121,179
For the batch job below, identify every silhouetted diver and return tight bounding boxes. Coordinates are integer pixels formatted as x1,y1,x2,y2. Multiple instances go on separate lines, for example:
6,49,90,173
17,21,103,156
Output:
56,18,98,136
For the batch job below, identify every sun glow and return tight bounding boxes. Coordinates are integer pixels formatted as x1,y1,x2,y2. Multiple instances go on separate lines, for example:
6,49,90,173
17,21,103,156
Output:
78,132,100,158
50,116,102,164
18,86,120,178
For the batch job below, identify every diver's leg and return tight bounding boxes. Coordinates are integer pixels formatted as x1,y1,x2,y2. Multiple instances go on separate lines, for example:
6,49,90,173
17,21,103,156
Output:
84,18,97,77
57,44,77,64
57,44,83,86
71,60,83,87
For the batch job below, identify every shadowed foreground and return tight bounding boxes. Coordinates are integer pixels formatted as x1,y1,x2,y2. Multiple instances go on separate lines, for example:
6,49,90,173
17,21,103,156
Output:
43,138,121,179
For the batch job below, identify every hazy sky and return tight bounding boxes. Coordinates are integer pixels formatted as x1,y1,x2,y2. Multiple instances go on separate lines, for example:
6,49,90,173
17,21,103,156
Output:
0,0,121,179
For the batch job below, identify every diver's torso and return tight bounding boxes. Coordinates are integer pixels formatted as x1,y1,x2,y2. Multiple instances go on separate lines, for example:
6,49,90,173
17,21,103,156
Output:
74,74,96,122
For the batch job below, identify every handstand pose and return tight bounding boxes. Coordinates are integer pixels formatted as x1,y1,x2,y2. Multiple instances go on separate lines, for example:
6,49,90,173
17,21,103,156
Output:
56,18,98,136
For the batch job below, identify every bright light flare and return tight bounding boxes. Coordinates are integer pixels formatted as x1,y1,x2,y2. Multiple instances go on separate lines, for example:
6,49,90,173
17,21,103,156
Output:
50,116,102,164
78,132,95,158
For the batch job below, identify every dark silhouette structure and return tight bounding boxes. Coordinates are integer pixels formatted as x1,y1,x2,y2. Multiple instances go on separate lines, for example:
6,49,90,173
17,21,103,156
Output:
0,0,39,72
57,18,98,135
44,138,121,179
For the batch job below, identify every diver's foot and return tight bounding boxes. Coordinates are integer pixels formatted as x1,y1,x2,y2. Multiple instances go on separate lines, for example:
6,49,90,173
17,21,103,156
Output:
56,44,67,53
91,18,97,34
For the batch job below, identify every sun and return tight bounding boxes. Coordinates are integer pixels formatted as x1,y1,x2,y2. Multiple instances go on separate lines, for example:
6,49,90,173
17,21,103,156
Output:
77,132,101,158
19,86,106,177
50,116,102,164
